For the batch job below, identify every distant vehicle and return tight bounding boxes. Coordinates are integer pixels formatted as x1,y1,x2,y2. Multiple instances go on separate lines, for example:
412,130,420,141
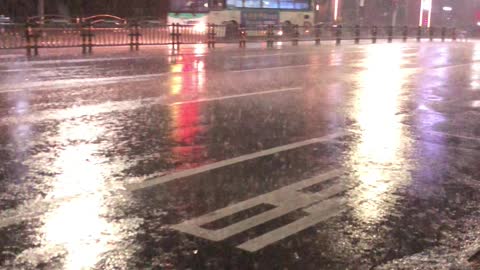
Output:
132,17,165,27
0,15,14,33
138,20,163,27
42,18,75,28
83,15,127,29
27,15,78,29
91,19,127,28
167,0,314,40
0,15,13,25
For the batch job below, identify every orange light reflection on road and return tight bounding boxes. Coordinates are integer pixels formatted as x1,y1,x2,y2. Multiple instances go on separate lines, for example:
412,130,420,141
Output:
169,55,206,163
169,57,205,95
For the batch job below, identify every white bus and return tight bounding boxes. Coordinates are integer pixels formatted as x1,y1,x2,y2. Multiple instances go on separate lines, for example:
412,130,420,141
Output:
168,0,315,29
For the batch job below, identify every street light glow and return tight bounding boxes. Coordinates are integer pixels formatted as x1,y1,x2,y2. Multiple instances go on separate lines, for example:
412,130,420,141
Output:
334,0,339,21
442,6,452,11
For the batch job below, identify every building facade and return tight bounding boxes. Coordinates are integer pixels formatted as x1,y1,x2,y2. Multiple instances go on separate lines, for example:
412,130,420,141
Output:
313,0,479,27
2,0,479,27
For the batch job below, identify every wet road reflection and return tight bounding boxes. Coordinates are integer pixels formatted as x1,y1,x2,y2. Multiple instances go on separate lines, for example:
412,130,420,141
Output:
1,42,480,269
34,120,122,269
349,44,413,224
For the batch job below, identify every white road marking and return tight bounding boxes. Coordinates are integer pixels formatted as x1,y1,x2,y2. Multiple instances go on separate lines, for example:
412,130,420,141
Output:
424,130,480,143
230,63,318,73
171,170,347,252
0,54,24,59
0,207,49,229
170,87,302,106
0,87,302,124
0,72,172,93
233,57,477,75
231,51,322,59
0,62,318,93
229,46,373,59
125,132,346,191
0,65,91,73
7,56,143,66
237,197,346,252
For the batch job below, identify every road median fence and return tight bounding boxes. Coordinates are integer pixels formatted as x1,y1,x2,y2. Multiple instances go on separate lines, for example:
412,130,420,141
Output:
0,23,462,56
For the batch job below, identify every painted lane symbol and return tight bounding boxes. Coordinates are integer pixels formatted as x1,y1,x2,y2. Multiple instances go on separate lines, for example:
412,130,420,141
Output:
171,170,347,252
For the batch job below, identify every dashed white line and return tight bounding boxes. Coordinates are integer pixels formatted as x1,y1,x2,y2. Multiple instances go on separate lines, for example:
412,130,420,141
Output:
0,63,313,93
0,72,171,93
230,63,318,73
170,87,302,106
8,56,144,66
125,131,346,191
423,130,480,143
0,87,302,124
231,51,321,59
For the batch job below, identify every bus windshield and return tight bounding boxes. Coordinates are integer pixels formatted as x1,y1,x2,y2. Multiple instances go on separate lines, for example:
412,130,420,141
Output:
170,0,209,13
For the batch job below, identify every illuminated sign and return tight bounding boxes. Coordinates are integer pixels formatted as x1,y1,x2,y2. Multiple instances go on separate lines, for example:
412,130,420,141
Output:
421,0,432,10
419,0,432,27
334,0,339,21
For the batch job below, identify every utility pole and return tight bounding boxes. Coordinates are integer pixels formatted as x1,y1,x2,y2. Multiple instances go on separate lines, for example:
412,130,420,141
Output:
38,0,45,22
392,7,398,26
358,0,365,25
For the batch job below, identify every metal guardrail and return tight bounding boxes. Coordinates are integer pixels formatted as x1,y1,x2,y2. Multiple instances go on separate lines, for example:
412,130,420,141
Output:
0,23,463,56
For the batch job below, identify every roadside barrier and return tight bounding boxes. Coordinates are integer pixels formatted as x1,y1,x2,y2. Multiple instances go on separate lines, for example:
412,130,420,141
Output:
0,23,464,56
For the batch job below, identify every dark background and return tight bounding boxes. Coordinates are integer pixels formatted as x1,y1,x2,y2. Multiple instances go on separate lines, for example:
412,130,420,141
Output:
0,0,169,19
1,0,479,29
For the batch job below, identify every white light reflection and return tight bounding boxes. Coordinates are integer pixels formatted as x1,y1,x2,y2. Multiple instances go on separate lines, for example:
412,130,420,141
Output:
432,47,449,66
471,43,480,90
349,44,413,223
193,44,206,55
34,118,131,270
328,49,343,66
473,42,480,61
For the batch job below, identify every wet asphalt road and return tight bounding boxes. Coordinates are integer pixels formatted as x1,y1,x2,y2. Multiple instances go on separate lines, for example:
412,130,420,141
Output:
0,41,480,270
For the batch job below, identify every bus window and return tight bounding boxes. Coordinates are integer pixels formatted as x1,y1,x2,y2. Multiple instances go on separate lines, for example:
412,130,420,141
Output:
244,0,261,8
263,0,279,9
